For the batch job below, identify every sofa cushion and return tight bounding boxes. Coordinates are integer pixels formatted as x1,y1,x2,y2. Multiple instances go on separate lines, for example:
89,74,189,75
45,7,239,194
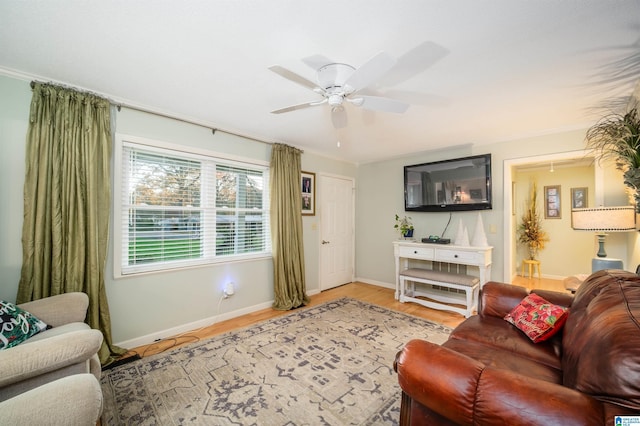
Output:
504,293,568,343
562,270,640,410
0,301,48,350
442,338,563,384
449,315,562,369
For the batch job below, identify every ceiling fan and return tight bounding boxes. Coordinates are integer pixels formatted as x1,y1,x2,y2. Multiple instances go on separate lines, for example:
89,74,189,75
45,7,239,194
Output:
269,51,412,129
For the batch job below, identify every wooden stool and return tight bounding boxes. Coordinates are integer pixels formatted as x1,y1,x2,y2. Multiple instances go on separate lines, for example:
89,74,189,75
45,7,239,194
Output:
521,259,541,278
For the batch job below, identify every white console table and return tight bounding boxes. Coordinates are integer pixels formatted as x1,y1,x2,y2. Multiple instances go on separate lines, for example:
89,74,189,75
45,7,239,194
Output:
393,241,493,300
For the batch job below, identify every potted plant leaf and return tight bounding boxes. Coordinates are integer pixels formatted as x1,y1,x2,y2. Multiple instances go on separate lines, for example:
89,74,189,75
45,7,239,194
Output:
395,214,414,238
585,106,640,211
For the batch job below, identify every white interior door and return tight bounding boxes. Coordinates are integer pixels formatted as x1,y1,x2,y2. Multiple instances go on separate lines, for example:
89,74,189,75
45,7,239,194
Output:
319,174,354,290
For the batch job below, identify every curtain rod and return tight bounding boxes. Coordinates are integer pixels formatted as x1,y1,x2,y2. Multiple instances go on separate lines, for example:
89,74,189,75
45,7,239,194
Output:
29,79,283,149
113,102,276,146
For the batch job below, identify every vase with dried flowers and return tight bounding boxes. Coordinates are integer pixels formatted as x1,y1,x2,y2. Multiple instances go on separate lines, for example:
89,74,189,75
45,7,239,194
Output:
517,182,549,260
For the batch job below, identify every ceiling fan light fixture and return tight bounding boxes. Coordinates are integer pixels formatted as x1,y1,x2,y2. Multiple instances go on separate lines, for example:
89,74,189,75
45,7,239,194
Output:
317,63,355,90
328,94,344,107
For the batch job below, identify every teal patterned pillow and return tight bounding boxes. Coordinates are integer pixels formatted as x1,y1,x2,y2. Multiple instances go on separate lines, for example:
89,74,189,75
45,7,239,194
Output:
0,300,48,349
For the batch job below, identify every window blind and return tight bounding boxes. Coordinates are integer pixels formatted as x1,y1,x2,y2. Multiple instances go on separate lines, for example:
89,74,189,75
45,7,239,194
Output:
119,142,270,275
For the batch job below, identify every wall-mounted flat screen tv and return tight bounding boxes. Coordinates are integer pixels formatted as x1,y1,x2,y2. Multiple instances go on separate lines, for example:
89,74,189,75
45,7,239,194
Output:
404,153,492,212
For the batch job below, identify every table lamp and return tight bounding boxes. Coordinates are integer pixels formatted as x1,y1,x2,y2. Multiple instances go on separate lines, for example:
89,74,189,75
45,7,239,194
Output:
571,206,636,272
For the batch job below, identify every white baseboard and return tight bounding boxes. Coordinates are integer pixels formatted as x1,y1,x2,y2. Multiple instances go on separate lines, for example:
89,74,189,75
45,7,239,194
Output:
116,289,324,349
513,271,567,281
355,277,395,290
116,299,274,349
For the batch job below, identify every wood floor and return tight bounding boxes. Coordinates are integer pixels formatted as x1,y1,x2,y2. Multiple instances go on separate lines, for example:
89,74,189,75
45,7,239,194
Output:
126,275,567,359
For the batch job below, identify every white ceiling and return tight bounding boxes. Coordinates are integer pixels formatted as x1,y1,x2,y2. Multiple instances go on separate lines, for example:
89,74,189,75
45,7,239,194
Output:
1,1,639,164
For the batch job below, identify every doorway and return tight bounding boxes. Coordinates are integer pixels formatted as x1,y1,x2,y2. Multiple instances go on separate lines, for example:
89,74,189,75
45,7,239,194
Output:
503,150,601,281
318,174,355,290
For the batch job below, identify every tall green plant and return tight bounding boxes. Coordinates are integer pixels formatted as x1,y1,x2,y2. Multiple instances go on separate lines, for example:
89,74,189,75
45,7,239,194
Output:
586,106,640,210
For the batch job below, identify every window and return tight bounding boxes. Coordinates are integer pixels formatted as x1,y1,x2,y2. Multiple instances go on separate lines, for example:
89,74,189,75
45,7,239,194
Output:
116,137,270,276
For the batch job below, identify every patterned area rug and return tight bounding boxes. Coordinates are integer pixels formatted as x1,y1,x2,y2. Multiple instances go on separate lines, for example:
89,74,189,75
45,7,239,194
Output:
101,297,452,425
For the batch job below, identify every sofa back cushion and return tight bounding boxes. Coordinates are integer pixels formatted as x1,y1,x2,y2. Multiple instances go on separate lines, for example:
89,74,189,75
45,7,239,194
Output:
562,270,640,410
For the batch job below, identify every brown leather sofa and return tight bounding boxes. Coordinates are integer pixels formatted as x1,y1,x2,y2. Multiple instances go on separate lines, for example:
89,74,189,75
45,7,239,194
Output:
394,269,640,425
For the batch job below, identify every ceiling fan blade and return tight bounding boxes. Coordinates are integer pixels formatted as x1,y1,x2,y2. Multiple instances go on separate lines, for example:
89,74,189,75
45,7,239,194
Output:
379,41,450,87
356,95,410,114
373,89,449,107
270,99,326,114
344,52,397,92
331,107,348,129
302,54,334,70
268,65,319,91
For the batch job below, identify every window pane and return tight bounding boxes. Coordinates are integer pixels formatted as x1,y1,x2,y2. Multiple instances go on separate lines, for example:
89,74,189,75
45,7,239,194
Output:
129,151,201,207
128,209,202,265
215,164,267,256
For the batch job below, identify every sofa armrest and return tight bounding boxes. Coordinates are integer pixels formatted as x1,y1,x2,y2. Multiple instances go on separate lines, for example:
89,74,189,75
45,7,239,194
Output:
0,374,102,425
0,329,103,389
479,282,530,318
395,339,604,426
18,293,89,327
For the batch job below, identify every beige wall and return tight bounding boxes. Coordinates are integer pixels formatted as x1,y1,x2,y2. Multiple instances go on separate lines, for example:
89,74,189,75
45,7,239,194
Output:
513,166,595,277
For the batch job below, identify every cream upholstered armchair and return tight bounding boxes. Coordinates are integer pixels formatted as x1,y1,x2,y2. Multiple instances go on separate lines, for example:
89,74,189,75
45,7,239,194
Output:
0,374,103,425
0,292,103,401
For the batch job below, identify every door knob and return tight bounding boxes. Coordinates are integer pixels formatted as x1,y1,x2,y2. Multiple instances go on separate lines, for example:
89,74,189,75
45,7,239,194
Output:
322,240,330,244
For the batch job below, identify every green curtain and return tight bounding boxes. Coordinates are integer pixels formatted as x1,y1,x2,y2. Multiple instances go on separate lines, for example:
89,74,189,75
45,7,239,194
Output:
17,82,126,365
270,143,309,310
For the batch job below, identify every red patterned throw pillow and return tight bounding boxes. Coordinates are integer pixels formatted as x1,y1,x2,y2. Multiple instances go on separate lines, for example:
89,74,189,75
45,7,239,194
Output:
504,293,568,343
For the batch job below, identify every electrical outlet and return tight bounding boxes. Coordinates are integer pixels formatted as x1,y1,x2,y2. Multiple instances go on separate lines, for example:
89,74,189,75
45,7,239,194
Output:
223,282,235,298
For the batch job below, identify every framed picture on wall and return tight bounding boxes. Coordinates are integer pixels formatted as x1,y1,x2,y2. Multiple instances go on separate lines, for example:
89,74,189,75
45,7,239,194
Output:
571,187,587,209
544,185,561,219
301,171,315,216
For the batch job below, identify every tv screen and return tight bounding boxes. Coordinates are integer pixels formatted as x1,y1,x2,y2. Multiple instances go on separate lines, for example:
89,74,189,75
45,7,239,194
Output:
404,154,492,212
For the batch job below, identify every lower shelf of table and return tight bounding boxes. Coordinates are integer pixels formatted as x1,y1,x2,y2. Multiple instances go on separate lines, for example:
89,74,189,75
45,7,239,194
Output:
400,284,477,318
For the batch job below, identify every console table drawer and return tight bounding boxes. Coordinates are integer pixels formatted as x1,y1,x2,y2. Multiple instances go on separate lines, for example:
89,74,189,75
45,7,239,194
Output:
436,249,485,264
398,246,435,259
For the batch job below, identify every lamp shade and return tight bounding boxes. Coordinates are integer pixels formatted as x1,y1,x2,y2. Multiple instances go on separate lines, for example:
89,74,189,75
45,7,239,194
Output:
571,206,636,232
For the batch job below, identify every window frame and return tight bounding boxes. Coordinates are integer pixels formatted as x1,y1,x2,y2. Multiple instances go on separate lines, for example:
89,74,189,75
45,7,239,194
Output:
113,134,271,278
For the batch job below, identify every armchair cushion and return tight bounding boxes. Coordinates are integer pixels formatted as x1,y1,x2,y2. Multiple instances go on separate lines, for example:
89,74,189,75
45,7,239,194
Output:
0,301,48,349
0,374,103,425
504,293,569,342
0,328,103,400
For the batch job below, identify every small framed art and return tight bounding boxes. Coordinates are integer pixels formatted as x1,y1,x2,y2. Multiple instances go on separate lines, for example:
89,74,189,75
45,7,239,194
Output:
544,185,561,219
301,171,315,215
571,187,587,209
